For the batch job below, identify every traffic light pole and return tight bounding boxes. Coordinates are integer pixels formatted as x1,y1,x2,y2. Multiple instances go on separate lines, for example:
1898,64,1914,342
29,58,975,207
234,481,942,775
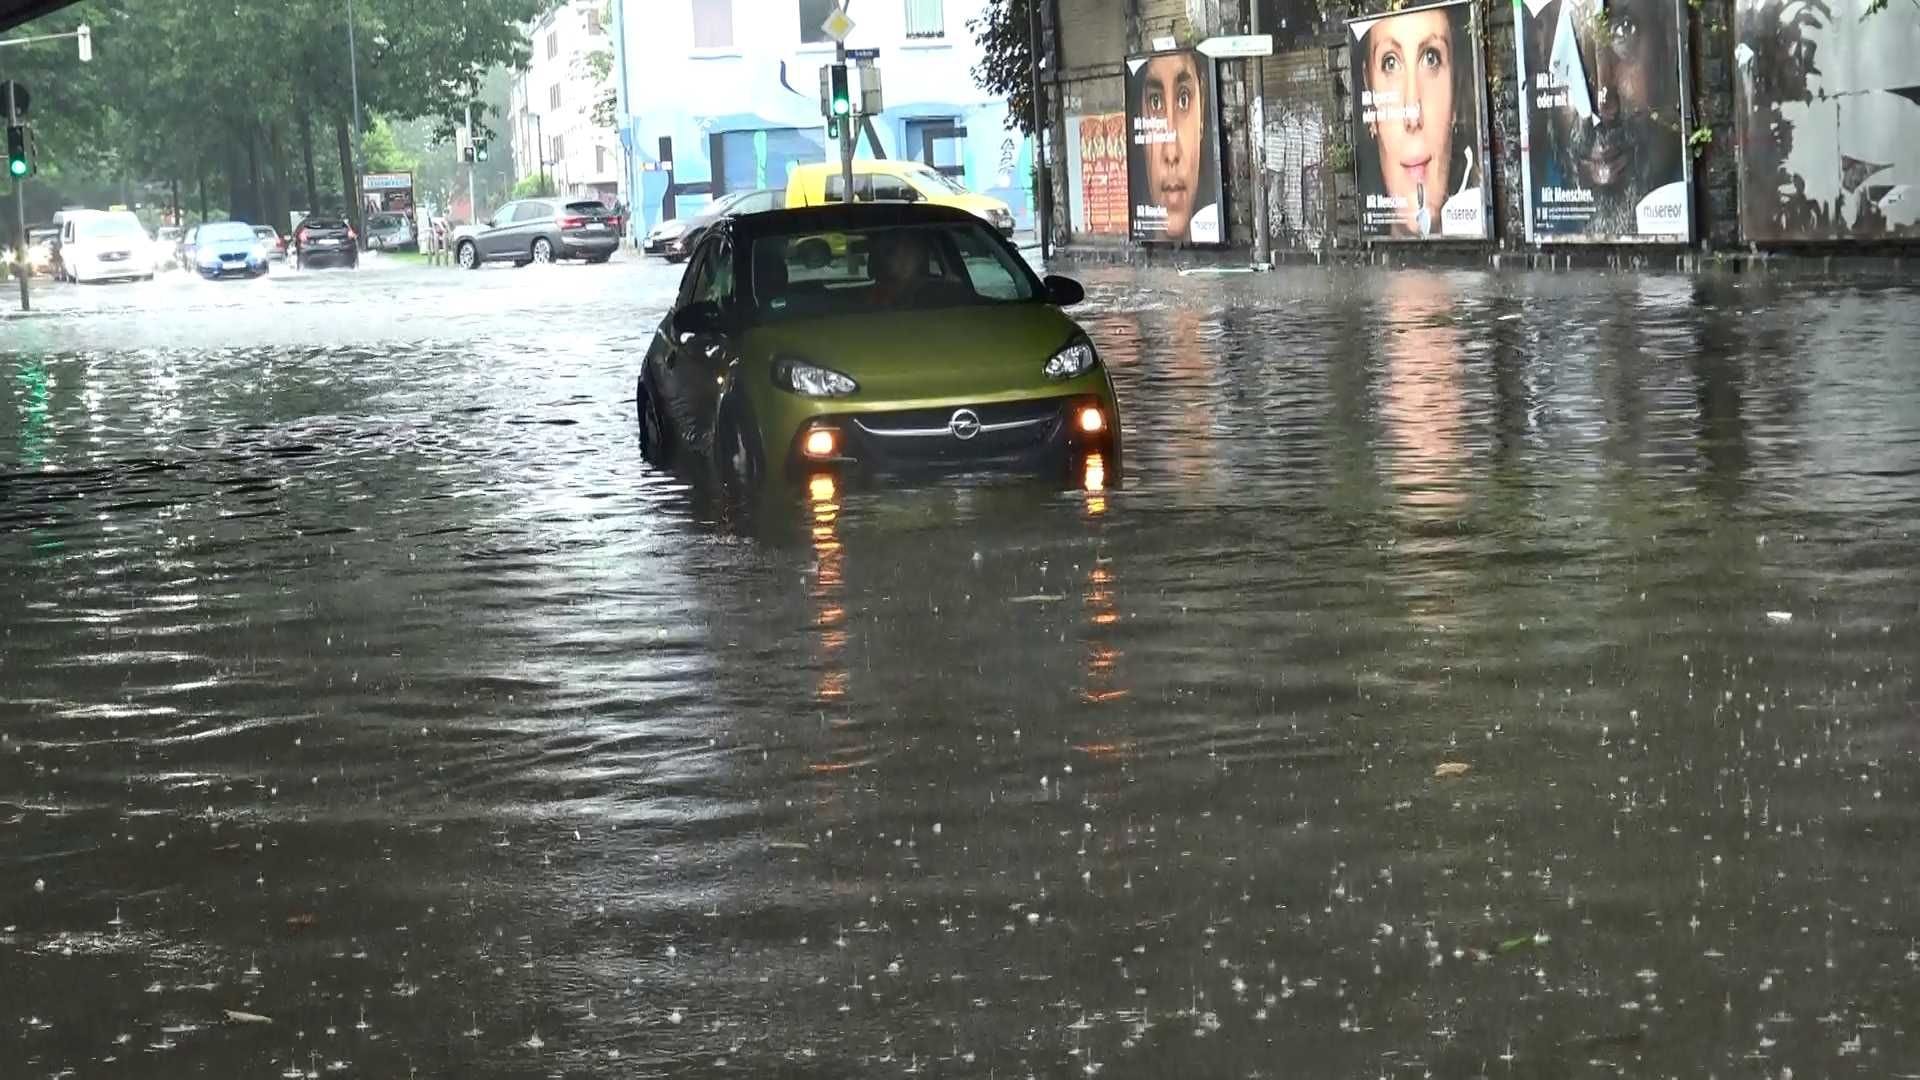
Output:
465,100,477,226
7,81,26,312
836,41,854,205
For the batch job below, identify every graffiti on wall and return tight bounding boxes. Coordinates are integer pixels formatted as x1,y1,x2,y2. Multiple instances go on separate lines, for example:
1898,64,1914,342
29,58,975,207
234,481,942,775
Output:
1261,100,1327,248
1734,0,1920,239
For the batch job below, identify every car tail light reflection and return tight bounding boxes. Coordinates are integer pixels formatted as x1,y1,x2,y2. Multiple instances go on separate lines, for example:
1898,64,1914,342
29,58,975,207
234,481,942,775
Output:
803,427,839,459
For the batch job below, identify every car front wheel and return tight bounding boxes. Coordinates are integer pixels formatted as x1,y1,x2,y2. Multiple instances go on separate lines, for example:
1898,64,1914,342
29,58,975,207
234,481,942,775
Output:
456,241,479,270
637,373,674,466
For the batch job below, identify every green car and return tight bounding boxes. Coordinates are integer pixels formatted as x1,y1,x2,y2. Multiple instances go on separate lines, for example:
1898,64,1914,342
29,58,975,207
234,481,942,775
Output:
636,203,1120,490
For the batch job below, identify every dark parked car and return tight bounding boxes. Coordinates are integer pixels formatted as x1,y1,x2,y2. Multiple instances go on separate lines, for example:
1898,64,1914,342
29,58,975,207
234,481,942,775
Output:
644,188,782,263
451,198,619,269
292,215,358,269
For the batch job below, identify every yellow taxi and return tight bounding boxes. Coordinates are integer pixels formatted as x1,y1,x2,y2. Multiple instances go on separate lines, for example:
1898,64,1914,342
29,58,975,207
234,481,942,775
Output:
784,160,1015,235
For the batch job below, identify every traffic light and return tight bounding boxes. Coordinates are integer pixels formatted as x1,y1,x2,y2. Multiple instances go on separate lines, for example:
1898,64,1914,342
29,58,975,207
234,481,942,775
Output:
826,117,840,140
475,142,489,162
829,64,850,118
6,125,30,179
462,145,475,163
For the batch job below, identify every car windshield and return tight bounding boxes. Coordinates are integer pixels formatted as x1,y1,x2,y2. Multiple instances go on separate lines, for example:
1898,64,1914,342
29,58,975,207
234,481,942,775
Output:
750,221,1038,321
200,222,255,242
564,201,608,217
252,226,277,238
914,169,972,196
303,218,348,230
370,215,404,229
80,216,148,239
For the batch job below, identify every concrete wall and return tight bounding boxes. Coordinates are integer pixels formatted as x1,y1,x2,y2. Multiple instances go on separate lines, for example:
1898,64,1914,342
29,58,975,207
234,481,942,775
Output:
1046,0,1920,258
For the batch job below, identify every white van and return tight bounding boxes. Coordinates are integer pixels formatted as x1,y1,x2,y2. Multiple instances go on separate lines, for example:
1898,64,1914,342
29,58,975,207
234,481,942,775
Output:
55,209,156,284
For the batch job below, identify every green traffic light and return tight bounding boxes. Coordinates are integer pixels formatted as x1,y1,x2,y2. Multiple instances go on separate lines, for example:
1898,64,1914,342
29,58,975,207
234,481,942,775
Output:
7,158,25,178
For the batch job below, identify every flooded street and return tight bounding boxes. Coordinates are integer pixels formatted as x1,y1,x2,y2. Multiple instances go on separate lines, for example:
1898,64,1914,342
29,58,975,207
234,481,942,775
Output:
4,256,1919,1076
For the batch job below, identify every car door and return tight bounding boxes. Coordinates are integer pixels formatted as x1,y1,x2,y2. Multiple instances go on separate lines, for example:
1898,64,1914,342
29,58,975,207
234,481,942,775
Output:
513,200,556,256
657,237,727,442
679,232,738,440
477,202,518,259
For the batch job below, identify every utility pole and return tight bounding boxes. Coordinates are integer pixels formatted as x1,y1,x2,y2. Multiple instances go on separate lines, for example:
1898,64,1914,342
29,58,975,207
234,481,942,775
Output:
1248,0,1271,268
346,0,365,242
465,99,477,222
1026,0,1049,259
836,42,854,202
7,80,26,312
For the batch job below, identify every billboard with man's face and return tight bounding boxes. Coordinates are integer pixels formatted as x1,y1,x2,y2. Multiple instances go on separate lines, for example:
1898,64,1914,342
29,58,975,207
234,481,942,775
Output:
1514,0,1693,242
1733,0,1920,240
1346,0,1492,241
1126,51,1226,244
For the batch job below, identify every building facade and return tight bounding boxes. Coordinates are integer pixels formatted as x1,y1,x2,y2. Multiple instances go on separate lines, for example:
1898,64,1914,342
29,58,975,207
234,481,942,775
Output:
510,0,624,204
608,0,1034,236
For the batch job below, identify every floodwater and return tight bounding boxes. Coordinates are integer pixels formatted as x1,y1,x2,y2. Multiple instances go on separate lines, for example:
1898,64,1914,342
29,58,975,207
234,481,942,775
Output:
3,257,1918,1077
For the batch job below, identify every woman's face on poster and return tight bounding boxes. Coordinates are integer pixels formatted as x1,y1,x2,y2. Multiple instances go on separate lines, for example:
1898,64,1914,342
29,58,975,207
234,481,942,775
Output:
1365,10,1456,236
1140,53,1206,237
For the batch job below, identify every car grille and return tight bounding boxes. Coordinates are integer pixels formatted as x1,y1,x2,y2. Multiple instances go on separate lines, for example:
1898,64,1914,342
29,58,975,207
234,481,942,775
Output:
844,399,1067,464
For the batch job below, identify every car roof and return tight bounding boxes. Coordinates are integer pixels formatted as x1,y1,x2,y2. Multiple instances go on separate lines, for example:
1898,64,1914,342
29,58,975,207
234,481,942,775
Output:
789,160,933,177
730,202,986,239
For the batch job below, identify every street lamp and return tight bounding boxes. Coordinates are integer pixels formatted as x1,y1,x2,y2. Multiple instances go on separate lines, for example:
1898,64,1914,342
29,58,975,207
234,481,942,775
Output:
346,0,365,236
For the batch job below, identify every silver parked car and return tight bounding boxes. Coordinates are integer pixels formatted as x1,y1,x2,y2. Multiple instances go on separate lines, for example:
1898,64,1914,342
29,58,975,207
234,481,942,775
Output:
451,198,619,269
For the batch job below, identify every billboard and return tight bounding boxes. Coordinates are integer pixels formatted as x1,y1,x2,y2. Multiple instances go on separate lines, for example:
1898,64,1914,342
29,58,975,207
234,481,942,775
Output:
1068,113,1129,237
1733,0,1920,240
1126,51,1227,244
1346,0,1492,240
1514,0,1693,242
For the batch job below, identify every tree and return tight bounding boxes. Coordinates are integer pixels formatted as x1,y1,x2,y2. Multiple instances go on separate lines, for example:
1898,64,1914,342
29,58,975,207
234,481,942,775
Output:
968,0,1035,135
360,115,418,175
512,173,557,198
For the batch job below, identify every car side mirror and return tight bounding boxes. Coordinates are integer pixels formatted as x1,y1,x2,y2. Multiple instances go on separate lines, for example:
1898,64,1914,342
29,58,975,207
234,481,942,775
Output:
673,300,724,339
1044,275,1085,307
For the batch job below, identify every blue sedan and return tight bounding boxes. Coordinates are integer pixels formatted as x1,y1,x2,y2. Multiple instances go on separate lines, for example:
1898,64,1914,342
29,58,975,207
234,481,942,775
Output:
183,221,271,279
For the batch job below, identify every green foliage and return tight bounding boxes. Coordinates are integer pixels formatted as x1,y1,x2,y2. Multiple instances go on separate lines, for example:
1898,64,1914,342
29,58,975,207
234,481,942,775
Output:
968,0,1035,135
1688,125,1714,159
512,172,557,198
360,116,418,175
6,0,545,200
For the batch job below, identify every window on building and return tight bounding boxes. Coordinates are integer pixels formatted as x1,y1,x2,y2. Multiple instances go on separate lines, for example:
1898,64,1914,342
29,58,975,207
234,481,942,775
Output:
550,83,562,109
798,0,837,43
595,145,607,173
546,31,558,58
692,0,734,47
552,134,564,163
587,8,603,34
904,0,944,38
906,117,967,178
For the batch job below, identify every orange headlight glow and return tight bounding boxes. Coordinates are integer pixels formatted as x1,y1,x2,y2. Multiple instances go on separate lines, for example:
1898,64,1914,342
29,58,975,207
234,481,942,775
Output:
803,427,838,458
1077,406,1106,435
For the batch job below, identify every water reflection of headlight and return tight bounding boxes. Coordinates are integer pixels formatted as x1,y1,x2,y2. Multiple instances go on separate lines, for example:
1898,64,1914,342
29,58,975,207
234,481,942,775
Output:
1083,453,1106,493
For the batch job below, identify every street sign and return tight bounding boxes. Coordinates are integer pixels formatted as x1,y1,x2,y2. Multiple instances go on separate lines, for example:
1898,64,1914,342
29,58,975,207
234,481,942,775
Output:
820,6,854,42
846,47,879,60
1197,34,1274,58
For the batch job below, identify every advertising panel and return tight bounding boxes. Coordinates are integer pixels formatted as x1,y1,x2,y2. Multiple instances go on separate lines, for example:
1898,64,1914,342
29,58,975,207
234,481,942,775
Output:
1346,0,1492,241
1070,113,1129,237
1733,0,1920,240
1514,0,1693,242
1125,51,1227,244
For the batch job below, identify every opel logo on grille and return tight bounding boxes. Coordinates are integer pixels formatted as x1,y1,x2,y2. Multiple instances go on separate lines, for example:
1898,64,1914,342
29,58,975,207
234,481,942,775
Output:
948,409,982,441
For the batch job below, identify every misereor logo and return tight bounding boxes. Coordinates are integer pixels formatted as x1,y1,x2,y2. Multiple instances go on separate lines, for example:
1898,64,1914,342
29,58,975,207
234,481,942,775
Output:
1636,182,1691,237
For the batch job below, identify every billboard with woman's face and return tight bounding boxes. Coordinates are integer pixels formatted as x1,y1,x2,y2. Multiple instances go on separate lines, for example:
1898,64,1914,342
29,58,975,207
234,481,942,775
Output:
1126,51,1226,244
1515,0,1693,241
1347,0,1492,241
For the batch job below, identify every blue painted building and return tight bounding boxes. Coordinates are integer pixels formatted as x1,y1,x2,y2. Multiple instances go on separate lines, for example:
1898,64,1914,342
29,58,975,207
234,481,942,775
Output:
607,0,1033,237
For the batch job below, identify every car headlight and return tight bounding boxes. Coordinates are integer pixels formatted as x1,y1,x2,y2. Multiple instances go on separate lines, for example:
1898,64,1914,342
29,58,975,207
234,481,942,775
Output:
1043,340,1098,380
773,357,859,398
254,243,271,259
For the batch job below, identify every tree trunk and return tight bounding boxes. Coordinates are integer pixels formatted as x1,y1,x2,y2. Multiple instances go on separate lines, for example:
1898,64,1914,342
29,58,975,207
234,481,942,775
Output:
298,97,319,211
267,120,292,234
197,162,207,222
246,128,264,223
170,178,179,226
334,114,361,239
228,139,248,221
